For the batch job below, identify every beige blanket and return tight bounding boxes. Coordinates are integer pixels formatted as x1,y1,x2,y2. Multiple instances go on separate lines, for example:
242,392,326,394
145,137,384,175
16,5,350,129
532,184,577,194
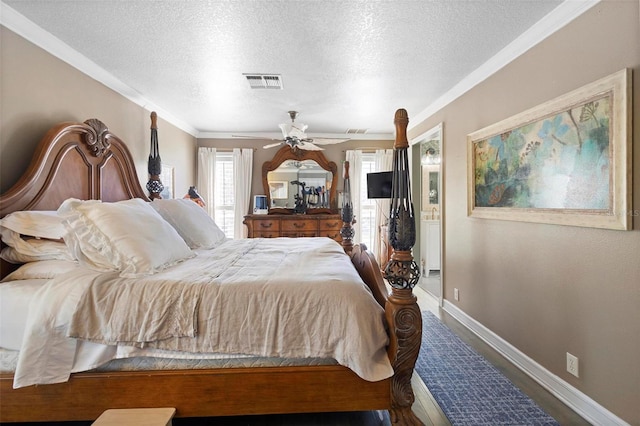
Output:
66,238,393,382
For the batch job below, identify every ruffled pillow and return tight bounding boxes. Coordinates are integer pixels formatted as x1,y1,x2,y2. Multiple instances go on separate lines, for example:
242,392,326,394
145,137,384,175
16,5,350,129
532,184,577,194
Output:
58,198,194,277
151,198,227,249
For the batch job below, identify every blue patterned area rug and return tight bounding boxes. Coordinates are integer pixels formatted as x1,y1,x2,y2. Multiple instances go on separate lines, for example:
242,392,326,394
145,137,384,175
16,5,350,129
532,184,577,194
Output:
416,311,559,426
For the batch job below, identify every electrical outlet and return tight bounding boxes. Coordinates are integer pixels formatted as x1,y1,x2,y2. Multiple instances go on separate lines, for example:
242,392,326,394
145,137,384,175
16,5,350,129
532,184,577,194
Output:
566,352,579,377
454,288,459,301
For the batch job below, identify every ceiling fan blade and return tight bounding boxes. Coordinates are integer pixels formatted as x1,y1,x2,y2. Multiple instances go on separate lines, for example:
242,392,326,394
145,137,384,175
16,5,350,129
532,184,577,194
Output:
298,141,324,151
232,135,281,141
307,137,351,145
263,142,284,149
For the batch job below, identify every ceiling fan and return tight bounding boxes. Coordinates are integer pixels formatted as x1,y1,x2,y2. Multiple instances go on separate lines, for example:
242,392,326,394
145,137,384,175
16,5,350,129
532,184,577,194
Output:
234,111,350,150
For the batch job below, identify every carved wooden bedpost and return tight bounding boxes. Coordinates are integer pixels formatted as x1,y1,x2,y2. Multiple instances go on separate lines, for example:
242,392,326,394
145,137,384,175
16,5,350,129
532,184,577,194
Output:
146,111,164,199
340,161,355,255
385,109,423,425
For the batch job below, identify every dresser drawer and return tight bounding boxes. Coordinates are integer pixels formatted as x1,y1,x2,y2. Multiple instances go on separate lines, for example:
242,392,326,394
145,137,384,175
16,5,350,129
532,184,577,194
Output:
252,219,280,232
319,218,341,231
253,231,281,238
282,231,318,238
281,219,316,232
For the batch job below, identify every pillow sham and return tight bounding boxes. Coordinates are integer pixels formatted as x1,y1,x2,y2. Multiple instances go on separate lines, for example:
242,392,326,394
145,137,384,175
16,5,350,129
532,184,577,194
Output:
58,198,194,277
151,198,227,249
0,246,74,264
1,259,79,282
0,210,66,240
0,227,71,260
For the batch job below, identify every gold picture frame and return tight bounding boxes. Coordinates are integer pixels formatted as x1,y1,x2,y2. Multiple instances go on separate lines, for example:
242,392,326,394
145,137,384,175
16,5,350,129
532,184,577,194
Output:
467,69,632,230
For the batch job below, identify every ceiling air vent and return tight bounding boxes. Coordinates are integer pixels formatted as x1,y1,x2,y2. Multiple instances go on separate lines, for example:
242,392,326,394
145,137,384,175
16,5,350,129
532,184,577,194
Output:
346,128,368,134
244,74,283,89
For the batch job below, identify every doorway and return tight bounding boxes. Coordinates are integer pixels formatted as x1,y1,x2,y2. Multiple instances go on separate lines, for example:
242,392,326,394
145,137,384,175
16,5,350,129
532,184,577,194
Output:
411,123,443,302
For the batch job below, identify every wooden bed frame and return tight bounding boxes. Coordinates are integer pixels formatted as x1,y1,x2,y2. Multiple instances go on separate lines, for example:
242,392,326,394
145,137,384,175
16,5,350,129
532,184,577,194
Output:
0,118,423,425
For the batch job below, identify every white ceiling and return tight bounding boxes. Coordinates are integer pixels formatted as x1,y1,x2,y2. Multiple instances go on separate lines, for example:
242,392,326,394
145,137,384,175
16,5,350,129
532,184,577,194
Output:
2,0,597,139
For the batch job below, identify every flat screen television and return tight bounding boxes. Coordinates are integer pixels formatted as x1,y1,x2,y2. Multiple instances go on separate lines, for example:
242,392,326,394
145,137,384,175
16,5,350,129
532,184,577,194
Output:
366,171,393,199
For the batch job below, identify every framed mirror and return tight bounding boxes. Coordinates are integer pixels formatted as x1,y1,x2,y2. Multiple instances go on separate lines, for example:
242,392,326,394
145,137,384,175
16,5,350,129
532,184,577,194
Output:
262,146,338,214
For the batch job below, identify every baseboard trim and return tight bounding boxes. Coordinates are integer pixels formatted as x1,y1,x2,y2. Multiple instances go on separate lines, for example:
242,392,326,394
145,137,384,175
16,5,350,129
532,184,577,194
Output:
442,300,629,426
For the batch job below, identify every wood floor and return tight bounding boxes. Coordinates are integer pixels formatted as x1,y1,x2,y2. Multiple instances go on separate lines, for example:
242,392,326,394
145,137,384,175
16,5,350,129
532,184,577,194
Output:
11,285,589,426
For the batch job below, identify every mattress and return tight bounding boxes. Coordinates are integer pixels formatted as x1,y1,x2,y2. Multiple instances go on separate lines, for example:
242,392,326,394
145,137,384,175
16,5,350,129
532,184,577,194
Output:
0,347,337,374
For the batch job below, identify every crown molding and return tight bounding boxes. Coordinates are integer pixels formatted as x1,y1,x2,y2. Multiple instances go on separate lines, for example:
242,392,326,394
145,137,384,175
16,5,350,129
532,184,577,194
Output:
408,0,601,131
0,1,199,137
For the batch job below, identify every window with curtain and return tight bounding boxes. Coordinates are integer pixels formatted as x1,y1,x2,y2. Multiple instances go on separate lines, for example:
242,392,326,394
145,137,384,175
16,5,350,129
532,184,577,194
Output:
359,152,376,251
214,151,235,238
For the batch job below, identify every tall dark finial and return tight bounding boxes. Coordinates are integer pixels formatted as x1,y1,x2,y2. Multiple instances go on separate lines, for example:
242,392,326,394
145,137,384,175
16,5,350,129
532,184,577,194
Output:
146,111,164,199
340,161,355,255
383,109,423,425
385,108,420,288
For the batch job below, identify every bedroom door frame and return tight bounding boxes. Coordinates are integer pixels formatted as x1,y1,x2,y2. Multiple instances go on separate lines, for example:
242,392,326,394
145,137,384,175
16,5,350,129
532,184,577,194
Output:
410,122,444,306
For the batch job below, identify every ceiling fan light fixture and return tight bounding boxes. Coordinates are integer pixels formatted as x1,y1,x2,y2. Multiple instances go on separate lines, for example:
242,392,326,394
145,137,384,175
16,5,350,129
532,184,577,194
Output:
279,111,308,139
243,74,283,89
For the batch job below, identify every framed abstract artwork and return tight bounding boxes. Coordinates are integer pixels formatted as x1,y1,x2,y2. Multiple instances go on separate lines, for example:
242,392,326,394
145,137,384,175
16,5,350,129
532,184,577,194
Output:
467,69,631,230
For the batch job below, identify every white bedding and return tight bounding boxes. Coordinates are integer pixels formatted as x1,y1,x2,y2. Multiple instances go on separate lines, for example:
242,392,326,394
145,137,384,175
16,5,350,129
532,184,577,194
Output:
0,278,49,350
12,238,393,388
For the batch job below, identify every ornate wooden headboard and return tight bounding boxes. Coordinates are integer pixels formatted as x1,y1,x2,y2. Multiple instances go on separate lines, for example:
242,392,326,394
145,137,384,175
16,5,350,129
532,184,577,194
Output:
0,119,148,218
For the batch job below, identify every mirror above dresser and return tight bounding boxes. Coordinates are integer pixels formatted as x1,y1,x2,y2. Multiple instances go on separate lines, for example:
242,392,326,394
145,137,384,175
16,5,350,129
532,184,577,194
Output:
262,146,338,214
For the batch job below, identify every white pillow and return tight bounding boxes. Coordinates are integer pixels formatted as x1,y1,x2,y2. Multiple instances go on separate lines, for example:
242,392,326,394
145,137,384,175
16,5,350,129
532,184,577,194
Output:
0,246,73,264
0,210,66,239
151,198,227,249
58,198,194,277
1,260,80,282
0,227,72,259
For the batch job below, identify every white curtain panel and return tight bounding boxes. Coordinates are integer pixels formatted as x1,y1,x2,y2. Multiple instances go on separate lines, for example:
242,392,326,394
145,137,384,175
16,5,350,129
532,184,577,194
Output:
373,149,393,266
197,147,216,219
345,150,362,244
233,148,253,239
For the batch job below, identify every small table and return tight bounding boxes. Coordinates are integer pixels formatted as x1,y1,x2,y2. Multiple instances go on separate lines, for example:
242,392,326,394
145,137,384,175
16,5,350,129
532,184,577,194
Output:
93,408,176,426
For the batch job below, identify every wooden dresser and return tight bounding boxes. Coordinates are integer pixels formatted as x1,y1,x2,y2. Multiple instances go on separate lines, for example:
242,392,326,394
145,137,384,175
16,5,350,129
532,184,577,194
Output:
244,214,342,242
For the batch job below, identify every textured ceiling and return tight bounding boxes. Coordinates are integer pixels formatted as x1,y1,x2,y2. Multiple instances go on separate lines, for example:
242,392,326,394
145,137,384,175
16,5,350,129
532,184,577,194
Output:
3,0,580,138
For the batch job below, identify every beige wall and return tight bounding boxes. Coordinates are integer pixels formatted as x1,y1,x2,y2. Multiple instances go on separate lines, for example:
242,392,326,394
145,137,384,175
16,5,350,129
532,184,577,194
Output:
408,2,639,423
0,27,196,196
